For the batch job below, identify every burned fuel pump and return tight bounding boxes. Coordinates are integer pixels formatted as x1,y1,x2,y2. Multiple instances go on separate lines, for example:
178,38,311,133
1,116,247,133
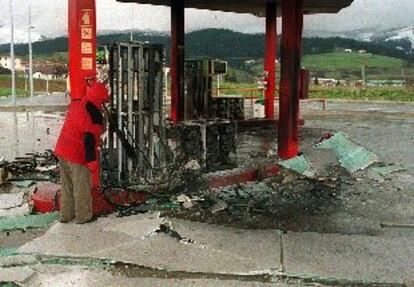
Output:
102,44,239,191
184,59,244,121
167,59,238,171
102,42,172,188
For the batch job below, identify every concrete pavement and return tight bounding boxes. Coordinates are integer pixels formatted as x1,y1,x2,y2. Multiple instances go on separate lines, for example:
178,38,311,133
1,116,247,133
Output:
14,213,414,285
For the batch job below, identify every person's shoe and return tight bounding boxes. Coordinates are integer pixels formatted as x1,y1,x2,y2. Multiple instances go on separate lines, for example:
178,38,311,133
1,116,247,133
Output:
74,216,95,224
59,218,73,223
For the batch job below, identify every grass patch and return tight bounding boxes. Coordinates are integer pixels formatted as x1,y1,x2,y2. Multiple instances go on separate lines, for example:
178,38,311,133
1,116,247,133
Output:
218,82,414,102
310,86,414,102
219,81,263,98
303,52,404,71
0,75,66,94
0,87,27,97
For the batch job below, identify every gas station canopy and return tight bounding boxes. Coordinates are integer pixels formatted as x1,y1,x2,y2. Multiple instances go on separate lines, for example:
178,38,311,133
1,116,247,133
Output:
117,0,354,15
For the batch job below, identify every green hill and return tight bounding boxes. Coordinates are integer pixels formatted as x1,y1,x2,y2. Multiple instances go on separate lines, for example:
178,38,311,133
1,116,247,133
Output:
1,29,412,81
0,28,412,65
303,52,404,70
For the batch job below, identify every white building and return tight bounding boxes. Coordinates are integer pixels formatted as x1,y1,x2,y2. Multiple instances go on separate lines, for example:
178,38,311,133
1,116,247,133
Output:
33,65,68,80
0,55,25,72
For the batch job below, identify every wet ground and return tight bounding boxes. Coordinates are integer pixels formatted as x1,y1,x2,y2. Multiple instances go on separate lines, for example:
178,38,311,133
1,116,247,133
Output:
1,99,413,285
0,111,63,161
164,111,414,236
0,103,413,237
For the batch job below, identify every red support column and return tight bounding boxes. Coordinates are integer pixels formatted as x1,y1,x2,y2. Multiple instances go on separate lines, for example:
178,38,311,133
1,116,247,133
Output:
170,0,185,123
68,0,113,215
264,2,277,119
68,0,97,100
278,0,304,159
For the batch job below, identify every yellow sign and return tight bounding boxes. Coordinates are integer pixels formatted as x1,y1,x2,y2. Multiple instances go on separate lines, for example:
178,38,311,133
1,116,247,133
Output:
81,57,93,70
81,11,91,26
81,42,93,54
81,27,93,40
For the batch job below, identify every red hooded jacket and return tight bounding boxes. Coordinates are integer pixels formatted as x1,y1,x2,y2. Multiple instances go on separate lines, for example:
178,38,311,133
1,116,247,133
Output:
55,81,109,166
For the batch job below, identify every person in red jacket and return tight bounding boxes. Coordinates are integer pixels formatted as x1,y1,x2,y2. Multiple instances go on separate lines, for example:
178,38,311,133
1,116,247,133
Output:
55,79,109,224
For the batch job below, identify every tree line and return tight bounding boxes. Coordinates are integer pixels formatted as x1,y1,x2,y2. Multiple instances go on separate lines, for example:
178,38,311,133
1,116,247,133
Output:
0,28,412,66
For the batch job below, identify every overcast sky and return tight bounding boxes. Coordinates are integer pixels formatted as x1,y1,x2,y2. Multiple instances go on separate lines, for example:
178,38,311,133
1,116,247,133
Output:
0,0,413,38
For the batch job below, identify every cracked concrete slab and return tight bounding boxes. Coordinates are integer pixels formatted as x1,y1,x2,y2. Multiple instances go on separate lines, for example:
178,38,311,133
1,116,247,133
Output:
0,203,32,218
20,213,414,283
22,265,282,287
0,192,25,210
0,266,35,283
20,213,280,275
283,232,414,284
20,213,162,258
167,218,281,274
95,233,274,274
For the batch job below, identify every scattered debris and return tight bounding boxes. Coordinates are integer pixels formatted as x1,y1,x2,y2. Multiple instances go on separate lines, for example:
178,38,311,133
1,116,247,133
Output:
211,200,228,214
176,194,194,209
0,212,58,232
380,222,414,229
279,155,312,176
316,132,378,173
0,151,58,183
0,203,32,218
372,165,405,177
0,167,12,185
183,160,201,171
35,165,58,172
0,189,34,218
13,180,36,188
0,192,26,210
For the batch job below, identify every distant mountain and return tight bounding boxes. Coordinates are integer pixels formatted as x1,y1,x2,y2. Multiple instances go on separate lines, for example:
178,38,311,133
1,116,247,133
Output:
305,26,414,52
304,28,381,41
0,26,44,45
369,26,414,48
0,28,412,67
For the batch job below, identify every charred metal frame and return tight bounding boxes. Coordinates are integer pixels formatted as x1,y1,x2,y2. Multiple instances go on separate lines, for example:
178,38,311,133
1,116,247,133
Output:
104,42,167,186
184,59,243,121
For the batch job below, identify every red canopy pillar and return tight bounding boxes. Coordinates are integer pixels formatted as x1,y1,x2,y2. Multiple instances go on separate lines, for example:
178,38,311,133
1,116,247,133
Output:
264,2,277,119
68,0,97,100
170,0,185,123
68,1,114,215
278,0,304,159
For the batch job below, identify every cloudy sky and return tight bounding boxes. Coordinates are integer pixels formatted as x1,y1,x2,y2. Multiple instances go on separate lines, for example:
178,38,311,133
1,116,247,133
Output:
0,0,413,38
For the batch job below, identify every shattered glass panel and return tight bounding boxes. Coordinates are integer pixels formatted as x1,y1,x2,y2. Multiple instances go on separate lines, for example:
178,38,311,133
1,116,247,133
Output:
316,132,378,173
278,155,312,175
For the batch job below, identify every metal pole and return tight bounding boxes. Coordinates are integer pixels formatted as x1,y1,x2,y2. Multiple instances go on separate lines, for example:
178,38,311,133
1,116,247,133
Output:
9,0,18,158
28,2,34,102
217,74,220,97
10,0,16,106
170,0,185,123
29,1,35,153
264,2,277,120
